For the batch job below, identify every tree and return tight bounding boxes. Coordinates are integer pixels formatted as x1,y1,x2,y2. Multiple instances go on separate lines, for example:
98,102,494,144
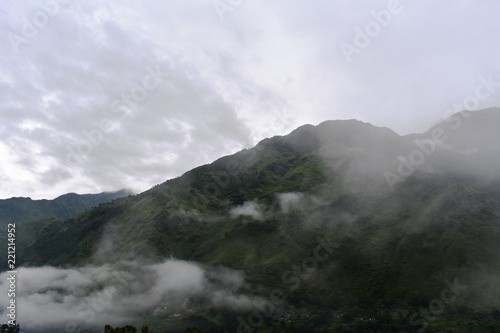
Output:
103,324,138,333
0,324,20,333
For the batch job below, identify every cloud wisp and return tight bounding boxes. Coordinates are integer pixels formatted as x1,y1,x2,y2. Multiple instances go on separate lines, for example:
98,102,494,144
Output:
230,201,264,221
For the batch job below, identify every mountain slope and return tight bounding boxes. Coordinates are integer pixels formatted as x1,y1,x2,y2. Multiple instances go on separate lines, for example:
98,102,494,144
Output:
0,190,132,272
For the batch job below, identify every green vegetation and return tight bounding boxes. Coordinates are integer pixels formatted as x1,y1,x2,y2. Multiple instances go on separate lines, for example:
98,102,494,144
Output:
0,190,132,271
0,189,132,226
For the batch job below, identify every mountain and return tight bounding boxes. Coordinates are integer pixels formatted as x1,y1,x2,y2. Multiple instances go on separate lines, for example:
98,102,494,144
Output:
0,190,132,272
0,189,133,226
11,109,500,332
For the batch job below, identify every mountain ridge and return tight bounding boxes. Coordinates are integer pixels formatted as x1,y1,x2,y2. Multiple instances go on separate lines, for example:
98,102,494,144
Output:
0,189,133,226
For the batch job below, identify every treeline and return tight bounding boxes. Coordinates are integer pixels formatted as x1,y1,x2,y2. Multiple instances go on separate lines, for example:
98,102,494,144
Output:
102,325,212,333
103,324,149,333
0,324,20,333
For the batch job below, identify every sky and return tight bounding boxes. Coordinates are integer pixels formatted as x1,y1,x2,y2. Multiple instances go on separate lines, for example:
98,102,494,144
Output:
1,0,499,200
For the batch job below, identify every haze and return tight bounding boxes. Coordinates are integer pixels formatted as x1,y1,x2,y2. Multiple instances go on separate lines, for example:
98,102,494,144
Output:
1,0,499,199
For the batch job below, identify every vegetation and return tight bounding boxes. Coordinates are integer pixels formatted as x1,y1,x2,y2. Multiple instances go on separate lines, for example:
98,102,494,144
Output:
0,190,131,271
0,324,20,333
103,324,149,333
0,189,131,225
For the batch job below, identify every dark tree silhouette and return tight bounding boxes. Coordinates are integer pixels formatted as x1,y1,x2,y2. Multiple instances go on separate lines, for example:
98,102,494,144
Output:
186,327,201,333
186,327,211,333
103,324,138,333
0,324,20,333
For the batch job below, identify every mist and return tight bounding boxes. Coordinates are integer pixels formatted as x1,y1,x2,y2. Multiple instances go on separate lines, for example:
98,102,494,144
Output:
230,201,264,220
277,192,305,214
0,260,263,331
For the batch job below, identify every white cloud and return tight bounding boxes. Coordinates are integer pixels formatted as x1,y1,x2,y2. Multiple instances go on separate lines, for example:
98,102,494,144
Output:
230,201,264,220
276,192,324,214
276,192,305,214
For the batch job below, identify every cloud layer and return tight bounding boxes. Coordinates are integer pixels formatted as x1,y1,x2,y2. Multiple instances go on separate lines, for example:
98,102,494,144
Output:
1,1,500,199
0,260,262,331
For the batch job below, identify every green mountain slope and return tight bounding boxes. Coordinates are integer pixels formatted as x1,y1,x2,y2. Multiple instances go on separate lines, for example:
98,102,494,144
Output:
0,190,132,271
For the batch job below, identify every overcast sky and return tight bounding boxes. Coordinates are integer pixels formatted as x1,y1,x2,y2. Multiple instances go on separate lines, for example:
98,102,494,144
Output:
1,0,499,199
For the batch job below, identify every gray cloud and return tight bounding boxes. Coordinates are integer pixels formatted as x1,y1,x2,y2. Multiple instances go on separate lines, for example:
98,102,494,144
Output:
277,192,304,214
276,192,324,215
1,1,500,199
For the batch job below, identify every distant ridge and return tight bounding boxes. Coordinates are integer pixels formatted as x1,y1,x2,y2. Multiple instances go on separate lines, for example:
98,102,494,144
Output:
0,189,133,225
